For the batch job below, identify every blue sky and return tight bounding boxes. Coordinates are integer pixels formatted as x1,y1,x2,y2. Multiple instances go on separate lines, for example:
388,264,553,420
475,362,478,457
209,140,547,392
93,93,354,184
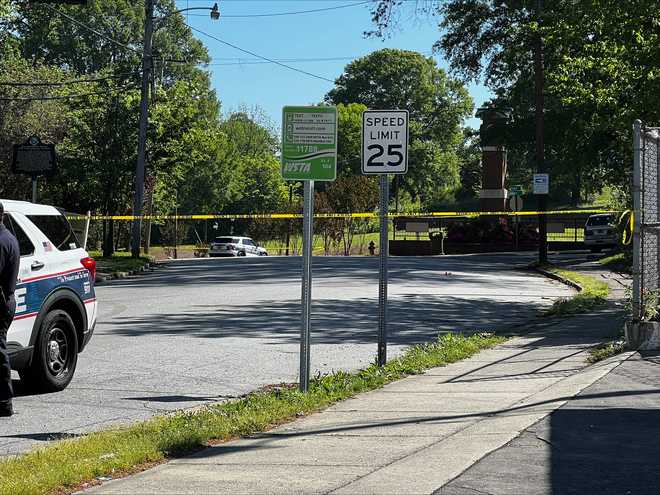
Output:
176,0,492,130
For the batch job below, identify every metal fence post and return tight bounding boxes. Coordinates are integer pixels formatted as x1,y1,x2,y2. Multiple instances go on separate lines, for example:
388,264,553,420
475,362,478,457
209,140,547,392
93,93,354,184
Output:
632,120,643,321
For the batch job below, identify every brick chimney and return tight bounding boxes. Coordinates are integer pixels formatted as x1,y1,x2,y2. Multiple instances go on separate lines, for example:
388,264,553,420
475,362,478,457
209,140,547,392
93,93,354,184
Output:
476,106,511,211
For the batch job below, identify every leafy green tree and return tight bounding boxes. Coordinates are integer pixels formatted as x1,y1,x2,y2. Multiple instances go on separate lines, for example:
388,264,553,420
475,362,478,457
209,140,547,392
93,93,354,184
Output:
324,175,379,255
326,49,473,205
0,53,72,200
369,1,660,205
336,102,367,176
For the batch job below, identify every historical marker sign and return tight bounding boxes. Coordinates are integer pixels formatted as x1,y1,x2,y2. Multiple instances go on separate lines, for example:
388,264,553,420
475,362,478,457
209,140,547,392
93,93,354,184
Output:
281,106,337,181
362,110,409,175
12,136,56,176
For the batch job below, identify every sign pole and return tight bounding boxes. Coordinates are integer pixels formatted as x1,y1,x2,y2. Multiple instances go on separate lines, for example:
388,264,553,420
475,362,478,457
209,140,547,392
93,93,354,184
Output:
281,106,336,394
378,174,389,366
31,176,37,203
300,179,314,392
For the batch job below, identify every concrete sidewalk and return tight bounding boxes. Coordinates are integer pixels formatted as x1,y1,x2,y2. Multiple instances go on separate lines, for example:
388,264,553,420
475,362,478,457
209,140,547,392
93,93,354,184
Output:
437,350,660,495
82,294,630,494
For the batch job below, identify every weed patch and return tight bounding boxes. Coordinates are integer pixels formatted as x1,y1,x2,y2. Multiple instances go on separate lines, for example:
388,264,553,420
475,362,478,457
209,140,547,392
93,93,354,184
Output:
598,252,632,274
540,265,610,316
588,340,627,364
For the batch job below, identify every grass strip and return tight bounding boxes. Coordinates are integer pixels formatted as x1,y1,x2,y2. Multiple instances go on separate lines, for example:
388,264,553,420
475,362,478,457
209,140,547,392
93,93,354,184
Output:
598,252,632,274
540,264,610,316
88,251,153,275
0,332,505,495
587,339,627,364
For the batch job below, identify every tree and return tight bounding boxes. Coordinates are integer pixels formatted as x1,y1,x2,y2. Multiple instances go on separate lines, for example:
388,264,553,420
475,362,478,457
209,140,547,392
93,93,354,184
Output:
326,49,473,206
336,102,367,176
369,1,660,205
324,176,379,255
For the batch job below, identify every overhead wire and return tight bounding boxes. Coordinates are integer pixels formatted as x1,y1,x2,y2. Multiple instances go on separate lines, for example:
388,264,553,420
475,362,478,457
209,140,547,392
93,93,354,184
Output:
185,1,370,18
187,25,335,83
0,85,139,101
38,3,143,56
0,72,140,87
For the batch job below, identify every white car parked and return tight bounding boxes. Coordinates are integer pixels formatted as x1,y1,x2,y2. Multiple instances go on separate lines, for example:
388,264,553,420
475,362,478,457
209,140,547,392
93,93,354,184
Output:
584,213,617,252
2,200,97,392
208,236,268,257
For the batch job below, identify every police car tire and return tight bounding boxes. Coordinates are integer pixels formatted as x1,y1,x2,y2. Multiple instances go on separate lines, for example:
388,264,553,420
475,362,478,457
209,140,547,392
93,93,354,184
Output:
20,310,78,392
238,251,246,256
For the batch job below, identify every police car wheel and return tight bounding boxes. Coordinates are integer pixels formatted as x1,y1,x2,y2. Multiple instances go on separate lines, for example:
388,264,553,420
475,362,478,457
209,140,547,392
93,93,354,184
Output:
238,251,246,256
20,310,78,392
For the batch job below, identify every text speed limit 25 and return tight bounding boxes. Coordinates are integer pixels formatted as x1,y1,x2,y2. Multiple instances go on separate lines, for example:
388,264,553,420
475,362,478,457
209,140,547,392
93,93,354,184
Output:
362,110,409,175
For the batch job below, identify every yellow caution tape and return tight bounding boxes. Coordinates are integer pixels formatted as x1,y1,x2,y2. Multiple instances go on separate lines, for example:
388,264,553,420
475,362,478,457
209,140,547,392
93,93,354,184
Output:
620,209,634,246
65,209,616,222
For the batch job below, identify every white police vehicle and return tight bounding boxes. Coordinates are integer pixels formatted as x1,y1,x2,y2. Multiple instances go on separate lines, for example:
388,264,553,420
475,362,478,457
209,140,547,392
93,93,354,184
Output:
208,236,268,257
2,200,97,392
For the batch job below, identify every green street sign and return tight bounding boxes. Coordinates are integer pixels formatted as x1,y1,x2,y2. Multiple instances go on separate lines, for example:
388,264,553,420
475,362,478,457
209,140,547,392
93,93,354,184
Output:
510,184,524,196
281,106,337,181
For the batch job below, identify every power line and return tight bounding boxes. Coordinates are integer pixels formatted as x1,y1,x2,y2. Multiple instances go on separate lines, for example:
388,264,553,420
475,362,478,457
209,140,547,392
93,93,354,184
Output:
186,1,370,18
187,25,335,83
0,86,138,101
0,72,139,87
207,56,359,66
40,3,143,57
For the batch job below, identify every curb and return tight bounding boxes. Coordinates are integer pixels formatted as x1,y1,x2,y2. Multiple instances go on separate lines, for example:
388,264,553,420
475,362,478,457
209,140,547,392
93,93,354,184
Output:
95,261,157,284
532,265,583,292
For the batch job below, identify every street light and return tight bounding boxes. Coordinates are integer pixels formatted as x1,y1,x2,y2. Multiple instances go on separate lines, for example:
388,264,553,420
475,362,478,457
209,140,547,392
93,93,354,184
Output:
131,2,219,258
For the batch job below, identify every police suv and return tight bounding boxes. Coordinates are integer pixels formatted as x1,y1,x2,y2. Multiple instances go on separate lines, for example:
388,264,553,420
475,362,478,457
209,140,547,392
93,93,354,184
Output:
2,200,97,392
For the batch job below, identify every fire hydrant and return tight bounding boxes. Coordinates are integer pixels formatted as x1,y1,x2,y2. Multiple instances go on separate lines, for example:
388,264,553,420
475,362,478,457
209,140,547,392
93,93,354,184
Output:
368,241,376,256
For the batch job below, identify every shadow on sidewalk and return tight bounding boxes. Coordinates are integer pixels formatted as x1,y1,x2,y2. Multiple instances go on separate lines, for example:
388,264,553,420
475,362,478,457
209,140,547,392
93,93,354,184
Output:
548,407,660,494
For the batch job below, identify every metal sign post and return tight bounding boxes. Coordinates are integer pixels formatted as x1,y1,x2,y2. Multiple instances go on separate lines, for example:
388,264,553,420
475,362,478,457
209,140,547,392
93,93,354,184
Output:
299,180,314,392
362,110,408,366
378,175,389,366
281,106,337,393
509,195,523,250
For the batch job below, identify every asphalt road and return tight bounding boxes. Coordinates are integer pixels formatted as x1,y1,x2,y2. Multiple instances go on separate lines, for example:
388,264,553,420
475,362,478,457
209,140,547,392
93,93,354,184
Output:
1,252,578,456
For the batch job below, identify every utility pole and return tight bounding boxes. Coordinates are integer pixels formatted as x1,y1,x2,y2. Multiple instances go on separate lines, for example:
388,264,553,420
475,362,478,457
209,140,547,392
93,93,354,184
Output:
131,0,154,258
535,0,547,264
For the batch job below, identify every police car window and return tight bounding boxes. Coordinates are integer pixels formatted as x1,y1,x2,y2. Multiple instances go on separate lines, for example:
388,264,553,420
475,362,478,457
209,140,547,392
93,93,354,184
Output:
27,214,80,251
3,215,35,257
244,239,256,246
215,237,234,243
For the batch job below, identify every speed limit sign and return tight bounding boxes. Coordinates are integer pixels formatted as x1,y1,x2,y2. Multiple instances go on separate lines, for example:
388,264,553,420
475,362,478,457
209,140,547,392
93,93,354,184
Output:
362,110,409,175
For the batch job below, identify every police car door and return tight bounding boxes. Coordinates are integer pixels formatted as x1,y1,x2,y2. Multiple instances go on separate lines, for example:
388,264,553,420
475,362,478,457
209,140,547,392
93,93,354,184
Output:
3,214,37,348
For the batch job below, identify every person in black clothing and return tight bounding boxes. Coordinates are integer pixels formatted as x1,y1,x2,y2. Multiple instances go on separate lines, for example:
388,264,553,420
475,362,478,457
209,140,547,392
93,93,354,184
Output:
0,202,19,417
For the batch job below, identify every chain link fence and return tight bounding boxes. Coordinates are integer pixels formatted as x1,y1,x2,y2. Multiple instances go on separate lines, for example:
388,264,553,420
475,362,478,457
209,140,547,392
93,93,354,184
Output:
633,121,660,320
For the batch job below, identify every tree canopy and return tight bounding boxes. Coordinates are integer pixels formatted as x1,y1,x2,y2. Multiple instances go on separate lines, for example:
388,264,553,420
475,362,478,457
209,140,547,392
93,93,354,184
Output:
369,1,659,206
326,49,473,206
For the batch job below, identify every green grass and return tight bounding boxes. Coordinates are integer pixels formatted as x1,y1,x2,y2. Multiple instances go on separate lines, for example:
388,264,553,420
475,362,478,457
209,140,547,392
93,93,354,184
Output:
540,264,610,316
0,332,505,495
88,251,153,274
598,252,632,274
587,339,626,364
